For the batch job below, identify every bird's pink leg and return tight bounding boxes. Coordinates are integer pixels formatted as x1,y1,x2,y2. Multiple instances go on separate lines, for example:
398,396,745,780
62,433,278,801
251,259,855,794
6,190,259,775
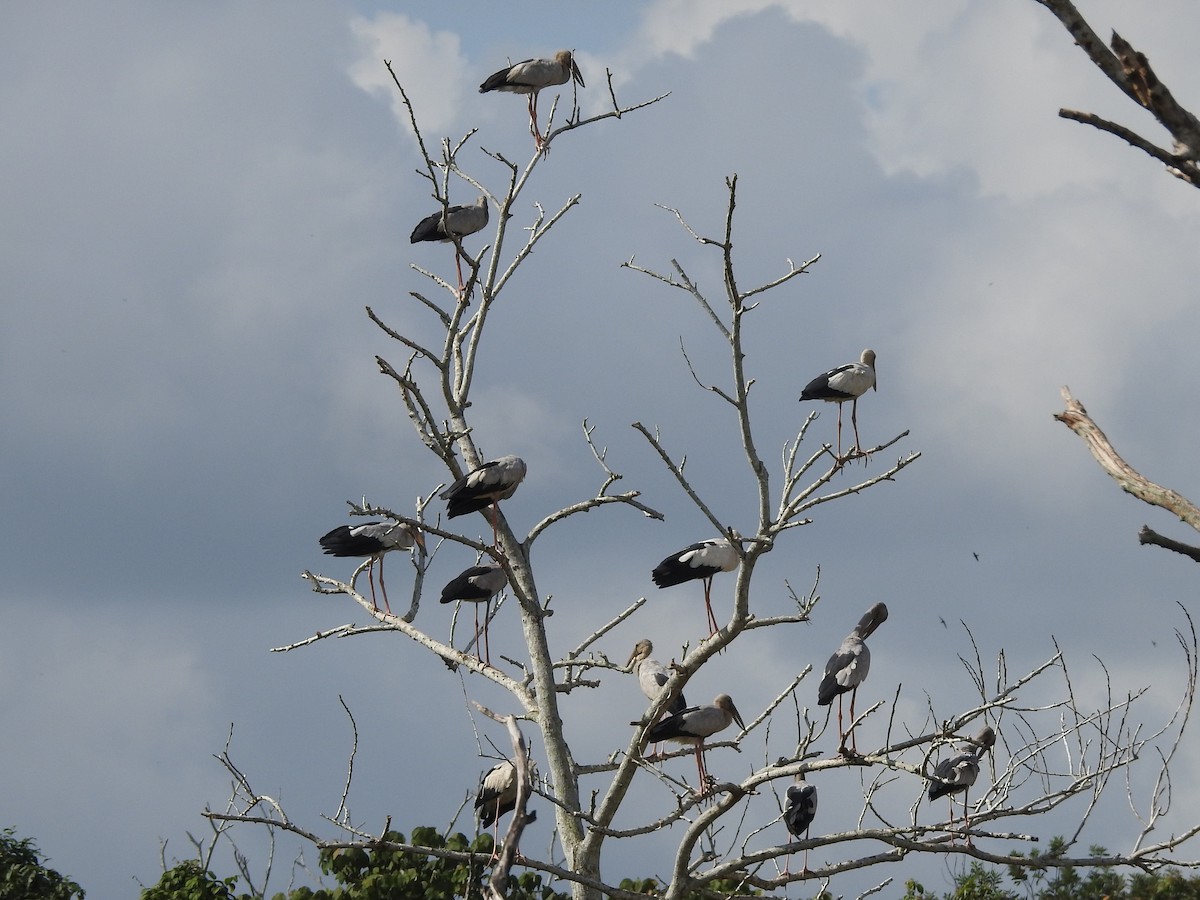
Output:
490,502,500,552
835,404,845,459
694,743,709,794
850,398,862,454
378,555,392,615
836,695,846,752
483,600,492,667
703,578,719,637
528,93,541,146
848,687,858,753
454,250,466,294
366,561,379,611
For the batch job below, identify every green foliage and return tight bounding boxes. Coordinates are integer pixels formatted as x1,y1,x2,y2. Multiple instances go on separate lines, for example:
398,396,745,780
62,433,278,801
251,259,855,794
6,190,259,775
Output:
140,859,246,900
312,827,568,900
900,838,1200,900
0,827,84,900
139,828,1200,900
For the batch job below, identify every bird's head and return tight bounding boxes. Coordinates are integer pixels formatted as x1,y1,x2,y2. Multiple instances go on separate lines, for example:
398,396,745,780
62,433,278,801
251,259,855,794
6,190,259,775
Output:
627,639,653,669
971,725,996,758
858,602,889,637
560,49,585,88
715,694,746,732
862,349,878,390
410,526,428,555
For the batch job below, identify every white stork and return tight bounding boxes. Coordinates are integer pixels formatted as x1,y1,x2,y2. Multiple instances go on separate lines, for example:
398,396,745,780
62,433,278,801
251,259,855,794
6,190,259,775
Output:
783,772,818,875
799,349,877,459
817,602,888,755
409,195,489,294
318,522,425,615
440,564,508,665
479,50,585,152
929,725,995,843
475,758,538,860
651,538,739,637
645,693,745,795
440,455,526,550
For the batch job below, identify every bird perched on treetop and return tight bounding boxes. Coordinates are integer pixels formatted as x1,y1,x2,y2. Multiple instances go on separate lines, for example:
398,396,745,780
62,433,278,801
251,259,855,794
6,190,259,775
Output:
479,50,585,152
799,349,877,459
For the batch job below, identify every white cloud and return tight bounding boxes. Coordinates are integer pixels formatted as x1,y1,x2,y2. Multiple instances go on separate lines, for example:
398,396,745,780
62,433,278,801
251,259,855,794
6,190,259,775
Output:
349,13,468,139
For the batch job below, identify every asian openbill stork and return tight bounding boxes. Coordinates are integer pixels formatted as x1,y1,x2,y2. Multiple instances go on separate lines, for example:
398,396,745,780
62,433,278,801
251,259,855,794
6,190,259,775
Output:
929,725,995,843
409,195,489,294
475,758,538,860
318,521,425,615
783,772,818,874
628,639,687,755
645,693,745,795
799,349,877,459
440,564,508,665
479,50,585,152
651,538,739,637
440,454,526,550
817,602,888,755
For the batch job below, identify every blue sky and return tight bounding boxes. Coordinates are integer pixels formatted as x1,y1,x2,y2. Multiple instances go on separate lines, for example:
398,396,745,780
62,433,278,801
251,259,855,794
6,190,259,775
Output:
3,2,1200,896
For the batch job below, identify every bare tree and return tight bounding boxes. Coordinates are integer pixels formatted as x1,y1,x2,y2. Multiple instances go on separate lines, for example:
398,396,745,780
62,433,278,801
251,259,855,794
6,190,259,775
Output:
204,59,1200,900
1032,0,1200,188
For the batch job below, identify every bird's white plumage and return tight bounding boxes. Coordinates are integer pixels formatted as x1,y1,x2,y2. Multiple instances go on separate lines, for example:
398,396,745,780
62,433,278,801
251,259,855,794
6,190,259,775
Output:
475,758,538,827
479,50,584,95
651,538,738,587
441,454,527,517
801,349,877,401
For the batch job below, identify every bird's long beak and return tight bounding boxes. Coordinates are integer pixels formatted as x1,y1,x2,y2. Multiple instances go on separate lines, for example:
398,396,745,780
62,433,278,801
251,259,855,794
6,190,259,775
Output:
730,702,746,733
572,60,585,88
413,529,428,555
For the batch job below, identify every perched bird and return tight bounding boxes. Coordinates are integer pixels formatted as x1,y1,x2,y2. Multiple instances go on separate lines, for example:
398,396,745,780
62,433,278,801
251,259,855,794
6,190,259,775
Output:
646,693,745,794
410,195,489,293
628,639,686,757
799,349,877,459
627,639,687,716
475,758,538,859
441,455,527,549
651,538,739,637
440,564,508,665
929,725,996,842
318,521,425,614
783,772,819,874
479,50,585,152
817,602,889,755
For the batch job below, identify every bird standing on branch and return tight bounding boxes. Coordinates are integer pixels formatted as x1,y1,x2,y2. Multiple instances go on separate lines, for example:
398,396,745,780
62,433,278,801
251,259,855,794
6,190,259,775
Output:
628,639,687,756
440,454,526,550
440,564,508,665
783,772,818,874
645,693,745,795
929,725,995,844
318,521,425,614
817,602,888,755
651,538,739,637
475,758,538,861
410,195,489,294
800,349,877,459
479,50,585,152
